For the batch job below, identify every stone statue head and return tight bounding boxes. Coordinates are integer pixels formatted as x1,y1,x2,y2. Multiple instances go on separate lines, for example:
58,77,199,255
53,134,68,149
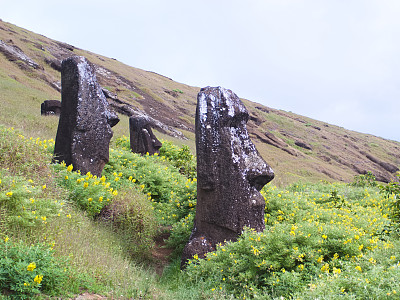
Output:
181,86,274,267
129,116,162,155
53,56,119,176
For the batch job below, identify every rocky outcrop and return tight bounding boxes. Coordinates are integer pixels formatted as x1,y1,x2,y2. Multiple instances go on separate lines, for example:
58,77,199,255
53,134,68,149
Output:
102,87,186,139
181,86,274,267
295,140,313,150
53,56,119,176
361,151,399,173
254,131,298,156
0,39,41,69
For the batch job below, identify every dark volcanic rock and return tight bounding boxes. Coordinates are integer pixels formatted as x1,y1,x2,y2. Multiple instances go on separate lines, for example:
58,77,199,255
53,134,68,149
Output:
181,86,274,267
295,140,313,150
53,56,119,176
41,100,61,116
253,131,297,156
129,116,162,155
362,152,399,174
44,57,62,72
0,39,41,69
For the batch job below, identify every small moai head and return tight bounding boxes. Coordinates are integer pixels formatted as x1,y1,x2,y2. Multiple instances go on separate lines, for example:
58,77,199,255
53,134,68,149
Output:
53,56,119,177
181,86,274,267
129,116,162,156
41,100,61,116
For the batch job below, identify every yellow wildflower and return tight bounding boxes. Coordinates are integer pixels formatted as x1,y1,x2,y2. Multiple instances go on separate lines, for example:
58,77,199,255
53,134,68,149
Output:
321,263,329,273
34,275,43,284
27,262,36,271
6,192,13,197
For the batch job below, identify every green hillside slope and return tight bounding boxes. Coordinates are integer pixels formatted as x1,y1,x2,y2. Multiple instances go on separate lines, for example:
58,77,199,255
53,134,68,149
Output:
0,20,399,185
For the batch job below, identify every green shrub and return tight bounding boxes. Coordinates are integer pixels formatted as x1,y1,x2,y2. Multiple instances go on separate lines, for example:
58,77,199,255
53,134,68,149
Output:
0,238,68,299
184,181,398,299
97,187,157,258
105,138,197,225
380,171,400,227
0,172,63,230
351,171,377,187
172,89,183,94
165,213,194,257
52,163,115,218
159,140,196,179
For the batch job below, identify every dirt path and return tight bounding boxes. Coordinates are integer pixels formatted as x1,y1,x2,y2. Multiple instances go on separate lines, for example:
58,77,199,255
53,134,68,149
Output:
151,228,174,276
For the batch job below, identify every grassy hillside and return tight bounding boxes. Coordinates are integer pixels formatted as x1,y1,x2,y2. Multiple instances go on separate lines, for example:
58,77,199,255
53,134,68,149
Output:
0,20,399,186
1,20,400,299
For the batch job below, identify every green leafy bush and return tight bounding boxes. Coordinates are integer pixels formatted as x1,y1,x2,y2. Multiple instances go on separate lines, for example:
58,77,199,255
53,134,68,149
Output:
165,213,194,257
0,238,68,299
172,89,183,94
380,172,400,227
184,182,399,299
0,172,63,229
105,137,197,225
97,187,157,258
53,163,115,218
159,140,196,179
351,171,377,187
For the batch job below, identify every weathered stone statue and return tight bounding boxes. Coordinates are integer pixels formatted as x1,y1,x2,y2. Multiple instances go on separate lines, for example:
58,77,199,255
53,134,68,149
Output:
53,56,119,177
181,86,274,267
129,116,162,155
41,100,61,116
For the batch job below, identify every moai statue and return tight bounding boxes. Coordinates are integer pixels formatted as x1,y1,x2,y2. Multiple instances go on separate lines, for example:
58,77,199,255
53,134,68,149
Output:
181,86,274,267
41,100,61,116
129,116,162,155
53,56,119,177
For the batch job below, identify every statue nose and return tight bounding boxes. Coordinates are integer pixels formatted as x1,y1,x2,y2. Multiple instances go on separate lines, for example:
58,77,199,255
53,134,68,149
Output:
248,169,274,191
245,154,274,191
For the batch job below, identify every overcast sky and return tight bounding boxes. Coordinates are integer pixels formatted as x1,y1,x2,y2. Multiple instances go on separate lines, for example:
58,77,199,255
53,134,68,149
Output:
3,0,400,142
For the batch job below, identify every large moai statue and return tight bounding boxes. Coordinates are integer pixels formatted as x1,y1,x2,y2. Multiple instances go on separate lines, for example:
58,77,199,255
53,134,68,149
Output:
53,56,119,177
129,116,162,155
181,86,274,267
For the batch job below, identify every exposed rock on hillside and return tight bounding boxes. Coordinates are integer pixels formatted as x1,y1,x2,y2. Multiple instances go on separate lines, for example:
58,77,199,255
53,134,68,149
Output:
253,131,298,156
0,39,41,69
295,140,312,150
